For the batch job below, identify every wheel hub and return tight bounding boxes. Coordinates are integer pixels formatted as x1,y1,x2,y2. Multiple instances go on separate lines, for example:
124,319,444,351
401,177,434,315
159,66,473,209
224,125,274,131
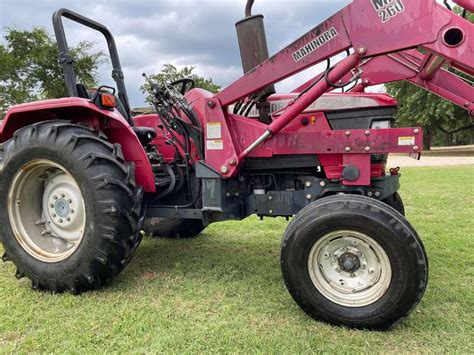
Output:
8,160,86,263
338,252,361,273
54,198,71,218
308,230,392,307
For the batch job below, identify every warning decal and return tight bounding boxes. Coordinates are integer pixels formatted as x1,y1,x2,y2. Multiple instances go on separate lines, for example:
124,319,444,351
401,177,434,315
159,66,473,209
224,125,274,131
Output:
398,136,415,146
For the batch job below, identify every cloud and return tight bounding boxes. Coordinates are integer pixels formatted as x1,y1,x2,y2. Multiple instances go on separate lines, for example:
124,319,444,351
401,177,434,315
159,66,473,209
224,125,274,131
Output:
1,0,356,106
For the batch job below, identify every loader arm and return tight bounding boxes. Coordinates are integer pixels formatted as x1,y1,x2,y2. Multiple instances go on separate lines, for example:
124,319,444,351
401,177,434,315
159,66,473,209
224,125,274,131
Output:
209,0,473,176
218,0,473,108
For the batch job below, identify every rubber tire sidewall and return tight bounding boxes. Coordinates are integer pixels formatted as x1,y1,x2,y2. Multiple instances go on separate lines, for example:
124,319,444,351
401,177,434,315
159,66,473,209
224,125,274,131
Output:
281,195,428,330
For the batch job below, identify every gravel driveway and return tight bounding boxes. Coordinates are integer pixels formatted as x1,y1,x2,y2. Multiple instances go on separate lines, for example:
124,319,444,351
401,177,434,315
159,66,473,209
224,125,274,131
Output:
388,150,474,167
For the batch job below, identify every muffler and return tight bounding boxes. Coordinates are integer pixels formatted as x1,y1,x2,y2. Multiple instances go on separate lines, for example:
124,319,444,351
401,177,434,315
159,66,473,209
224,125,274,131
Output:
236,0,275,122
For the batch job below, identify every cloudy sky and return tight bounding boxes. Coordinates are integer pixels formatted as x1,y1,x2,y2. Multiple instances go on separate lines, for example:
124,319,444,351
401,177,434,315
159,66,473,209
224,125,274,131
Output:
0,0,355,106
0,0,454,107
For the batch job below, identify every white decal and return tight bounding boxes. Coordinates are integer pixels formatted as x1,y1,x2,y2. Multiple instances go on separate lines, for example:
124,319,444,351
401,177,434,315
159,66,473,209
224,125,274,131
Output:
206,139,224,150
292,27,339,62
371,0,405,23
398,136,415,146
207,122,222,139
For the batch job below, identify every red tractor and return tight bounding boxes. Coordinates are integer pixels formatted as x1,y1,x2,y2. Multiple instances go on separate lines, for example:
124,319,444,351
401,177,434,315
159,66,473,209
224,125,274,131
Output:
0,0,472,329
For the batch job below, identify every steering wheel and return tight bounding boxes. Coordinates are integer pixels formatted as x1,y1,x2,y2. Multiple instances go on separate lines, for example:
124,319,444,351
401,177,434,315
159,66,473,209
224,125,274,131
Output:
169,78,196,95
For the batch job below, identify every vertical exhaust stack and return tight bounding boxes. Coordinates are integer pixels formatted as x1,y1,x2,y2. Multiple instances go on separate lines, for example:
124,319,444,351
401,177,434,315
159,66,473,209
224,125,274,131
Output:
235,0,275,122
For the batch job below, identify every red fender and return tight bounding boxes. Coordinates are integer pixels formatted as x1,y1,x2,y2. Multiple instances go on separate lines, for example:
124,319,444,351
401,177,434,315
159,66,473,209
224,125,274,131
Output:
0,98,156,192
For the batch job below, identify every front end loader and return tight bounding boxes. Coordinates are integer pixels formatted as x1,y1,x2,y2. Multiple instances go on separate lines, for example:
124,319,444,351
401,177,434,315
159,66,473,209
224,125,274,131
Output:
0,0,472,329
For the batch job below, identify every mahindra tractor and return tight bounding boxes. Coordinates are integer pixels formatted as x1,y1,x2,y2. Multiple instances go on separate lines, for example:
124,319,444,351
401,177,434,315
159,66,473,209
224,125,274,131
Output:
0,0,472,330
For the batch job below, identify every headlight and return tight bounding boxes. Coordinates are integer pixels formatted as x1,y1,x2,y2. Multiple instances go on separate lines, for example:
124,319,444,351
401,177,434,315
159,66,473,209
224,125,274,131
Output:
371,120,391,129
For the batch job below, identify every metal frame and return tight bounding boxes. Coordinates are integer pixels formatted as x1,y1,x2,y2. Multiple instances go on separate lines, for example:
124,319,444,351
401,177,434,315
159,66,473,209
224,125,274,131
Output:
52,8,133,123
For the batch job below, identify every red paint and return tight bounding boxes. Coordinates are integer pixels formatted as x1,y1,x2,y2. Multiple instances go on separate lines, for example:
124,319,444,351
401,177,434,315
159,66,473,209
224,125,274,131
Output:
1,98,156,192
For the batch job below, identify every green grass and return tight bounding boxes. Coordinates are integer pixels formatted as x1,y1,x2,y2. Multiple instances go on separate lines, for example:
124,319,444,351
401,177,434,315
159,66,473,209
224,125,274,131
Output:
1,166,473,353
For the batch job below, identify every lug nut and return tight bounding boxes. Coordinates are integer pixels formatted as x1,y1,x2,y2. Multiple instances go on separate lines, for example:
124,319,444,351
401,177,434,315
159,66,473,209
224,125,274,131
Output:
66,217,71,222
306,194,312,200
320,181,326,187
305,181,312,188
375,191,381,197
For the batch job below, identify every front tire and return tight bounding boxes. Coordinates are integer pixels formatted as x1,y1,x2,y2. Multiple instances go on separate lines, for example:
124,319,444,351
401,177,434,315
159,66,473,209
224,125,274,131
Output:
382,192,405,216
0,121,144,293
281,195,428,330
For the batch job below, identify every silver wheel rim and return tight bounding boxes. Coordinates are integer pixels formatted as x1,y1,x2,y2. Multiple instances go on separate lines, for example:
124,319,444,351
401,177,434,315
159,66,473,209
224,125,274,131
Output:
308,230,392,307
8,160,86,263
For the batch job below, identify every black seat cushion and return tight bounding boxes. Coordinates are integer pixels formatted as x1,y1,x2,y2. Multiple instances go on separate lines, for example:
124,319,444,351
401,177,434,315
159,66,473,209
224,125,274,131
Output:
133,127,157,145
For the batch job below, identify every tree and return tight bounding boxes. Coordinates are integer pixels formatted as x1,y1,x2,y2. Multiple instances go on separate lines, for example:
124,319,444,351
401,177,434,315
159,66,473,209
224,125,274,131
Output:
385,8,473,149
385,81,473,149
141,64,220,103
0,27,104,117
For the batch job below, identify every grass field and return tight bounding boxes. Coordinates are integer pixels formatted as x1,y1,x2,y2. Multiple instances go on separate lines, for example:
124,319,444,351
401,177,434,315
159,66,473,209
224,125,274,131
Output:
0,166,473,353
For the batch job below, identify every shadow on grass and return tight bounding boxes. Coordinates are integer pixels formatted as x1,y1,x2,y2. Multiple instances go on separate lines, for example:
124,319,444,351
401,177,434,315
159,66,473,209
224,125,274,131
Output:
113,229,285,293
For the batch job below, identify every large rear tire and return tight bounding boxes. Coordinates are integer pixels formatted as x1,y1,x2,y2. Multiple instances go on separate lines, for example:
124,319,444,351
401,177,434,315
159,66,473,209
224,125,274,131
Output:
281,195,428,330
143,218,205,239
0,121,144,293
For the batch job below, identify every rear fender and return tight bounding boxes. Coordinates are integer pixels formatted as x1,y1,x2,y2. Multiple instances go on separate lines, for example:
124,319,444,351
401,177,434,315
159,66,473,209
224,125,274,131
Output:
0,98,156,192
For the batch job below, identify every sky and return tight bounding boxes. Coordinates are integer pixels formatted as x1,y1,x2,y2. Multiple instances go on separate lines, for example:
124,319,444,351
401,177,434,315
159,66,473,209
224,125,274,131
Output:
0,0,454,107
0,0,354,106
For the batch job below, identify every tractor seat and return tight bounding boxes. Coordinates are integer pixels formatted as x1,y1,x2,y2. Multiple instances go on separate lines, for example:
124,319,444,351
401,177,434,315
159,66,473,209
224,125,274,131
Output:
133,127,157,145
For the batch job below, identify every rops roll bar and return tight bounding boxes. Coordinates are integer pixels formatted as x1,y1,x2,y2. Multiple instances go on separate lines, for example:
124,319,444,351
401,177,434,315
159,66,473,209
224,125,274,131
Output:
52,8,132,122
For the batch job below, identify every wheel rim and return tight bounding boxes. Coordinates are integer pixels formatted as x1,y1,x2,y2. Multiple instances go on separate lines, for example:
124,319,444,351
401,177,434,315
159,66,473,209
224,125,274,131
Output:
8,160,86,263
308,230,392,307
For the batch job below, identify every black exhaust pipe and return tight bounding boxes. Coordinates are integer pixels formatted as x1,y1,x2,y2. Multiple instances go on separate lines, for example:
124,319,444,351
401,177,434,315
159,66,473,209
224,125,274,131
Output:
235,0,275,122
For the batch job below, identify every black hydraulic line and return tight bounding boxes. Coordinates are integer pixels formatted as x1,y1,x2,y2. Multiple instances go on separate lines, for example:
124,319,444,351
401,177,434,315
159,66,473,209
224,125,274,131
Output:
324,65,358,89
296,58,330,99
150,165,177,202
